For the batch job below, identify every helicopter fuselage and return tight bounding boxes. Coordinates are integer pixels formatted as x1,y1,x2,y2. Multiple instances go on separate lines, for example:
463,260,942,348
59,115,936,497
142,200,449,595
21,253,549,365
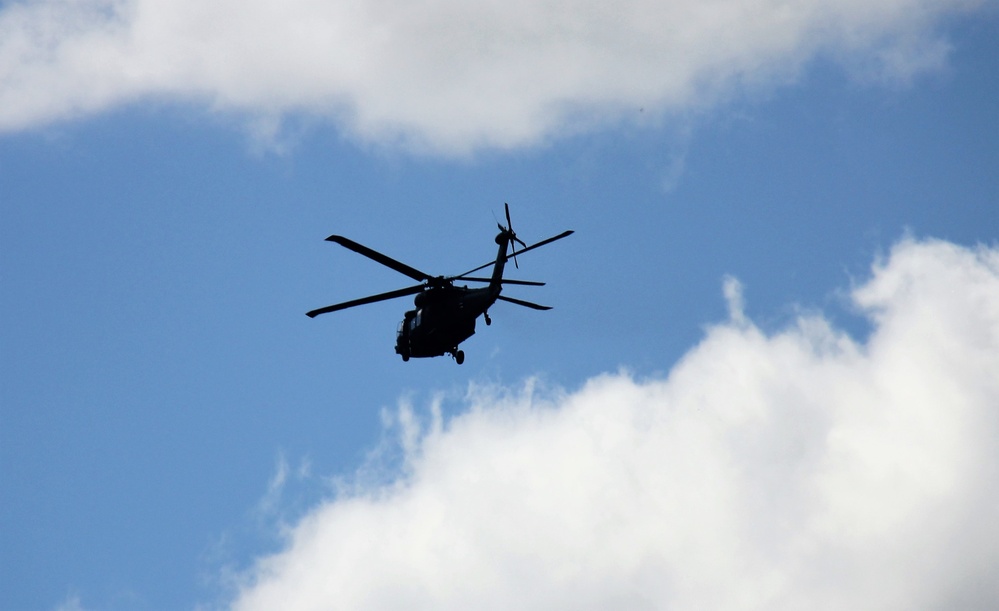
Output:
395,284,499,361
396,234,509,362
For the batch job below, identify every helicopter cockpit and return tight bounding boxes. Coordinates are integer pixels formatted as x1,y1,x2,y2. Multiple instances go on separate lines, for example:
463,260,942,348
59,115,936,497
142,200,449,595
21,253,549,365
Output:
395,309,419,361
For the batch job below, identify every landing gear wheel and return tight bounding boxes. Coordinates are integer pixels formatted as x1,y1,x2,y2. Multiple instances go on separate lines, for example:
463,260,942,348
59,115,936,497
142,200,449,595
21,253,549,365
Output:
484,313,491,326
455,350,465,365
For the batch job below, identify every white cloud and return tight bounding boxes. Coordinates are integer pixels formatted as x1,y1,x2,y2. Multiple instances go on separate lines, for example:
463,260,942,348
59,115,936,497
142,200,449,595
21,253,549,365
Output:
0,0,982,154
228,237,999,610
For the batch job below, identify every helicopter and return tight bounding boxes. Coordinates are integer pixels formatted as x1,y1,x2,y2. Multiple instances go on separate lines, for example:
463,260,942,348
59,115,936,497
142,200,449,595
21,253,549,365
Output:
307,204,573,364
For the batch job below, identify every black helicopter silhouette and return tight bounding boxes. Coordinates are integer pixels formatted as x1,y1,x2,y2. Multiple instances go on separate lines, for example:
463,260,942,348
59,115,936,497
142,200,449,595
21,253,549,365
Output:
307,204,573,364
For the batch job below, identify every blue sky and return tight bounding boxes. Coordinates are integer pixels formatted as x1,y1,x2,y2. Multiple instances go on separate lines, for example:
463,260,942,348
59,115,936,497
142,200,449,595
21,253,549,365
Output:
2,1,997,609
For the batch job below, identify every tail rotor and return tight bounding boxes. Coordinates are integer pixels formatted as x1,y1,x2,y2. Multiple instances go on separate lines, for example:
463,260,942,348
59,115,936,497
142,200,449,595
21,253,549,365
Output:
499,202,527,268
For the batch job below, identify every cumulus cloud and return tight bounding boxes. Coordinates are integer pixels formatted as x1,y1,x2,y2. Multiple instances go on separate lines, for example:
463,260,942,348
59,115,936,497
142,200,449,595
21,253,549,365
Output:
228,237,999,610
0,0,982,153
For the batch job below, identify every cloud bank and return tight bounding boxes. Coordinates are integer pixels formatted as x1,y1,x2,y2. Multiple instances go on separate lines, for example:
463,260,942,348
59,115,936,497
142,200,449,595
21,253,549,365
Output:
0,0,981,153
229,237,999,610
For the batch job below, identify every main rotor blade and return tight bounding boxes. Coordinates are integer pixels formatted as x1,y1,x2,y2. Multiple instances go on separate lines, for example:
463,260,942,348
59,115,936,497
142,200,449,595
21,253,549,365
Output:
306,284,424,318
514,229,573,256
457,229,575,277
497,295,552,310
455,277,546,286
325,235,431,282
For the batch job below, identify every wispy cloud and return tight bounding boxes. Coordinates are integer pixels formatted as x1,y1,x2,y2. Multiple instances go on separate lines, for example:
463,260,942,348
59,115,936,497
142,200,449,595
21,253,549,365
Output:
0,0,981,154
228,237,999,610
253,453,320,530
52,593,87,611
